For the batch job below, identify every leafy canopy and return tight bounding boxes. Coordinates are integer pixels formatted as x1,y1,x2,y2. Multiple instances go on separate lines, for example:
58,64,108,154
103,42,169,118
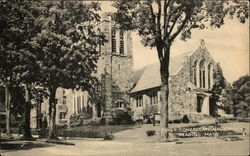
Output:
0,0,41,85
31,1,104,91
112,0,248,50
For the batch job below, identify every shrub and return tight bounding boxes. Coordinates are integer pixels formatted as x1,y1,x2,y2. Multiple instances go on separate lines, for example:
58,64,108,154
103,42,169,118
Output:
57,128,105,138
104,132,114,140
69,108,93,127
146,130,156,136
112,108,134,125
143,105,158,123
182,115,190,123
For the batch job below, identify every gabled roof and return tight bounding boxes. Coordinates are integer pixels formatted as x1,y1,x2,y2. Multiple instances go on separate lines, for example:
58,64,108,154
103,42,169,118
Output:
130,51,192,93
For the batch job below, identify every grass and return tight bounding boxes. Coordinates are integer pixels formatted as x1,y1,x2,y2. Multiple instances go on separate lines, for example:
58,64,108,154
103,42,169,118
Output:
56,124,140,138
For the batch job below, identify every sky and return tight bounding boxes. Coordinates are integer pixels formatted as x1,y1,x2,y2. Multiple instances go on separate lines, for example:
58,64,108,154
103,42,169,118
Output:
99,1,249,83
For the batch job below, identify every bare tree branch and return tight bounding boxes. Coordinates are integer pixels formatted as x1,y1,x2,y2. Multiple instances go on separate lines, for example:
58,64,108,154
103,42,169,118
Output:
163,0,171,40
170,11,192,42
156,0,162,37
167,12,182,36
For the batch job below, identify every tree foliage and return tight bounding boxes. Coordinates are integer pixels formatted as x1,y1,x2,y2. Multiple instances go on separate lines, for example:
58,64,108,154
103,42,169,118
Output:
31,1,103,91
212,64,226,101
0,0,43,138
30,0,104,138
113,0,248,47
231,75,250,117
0,0,104,139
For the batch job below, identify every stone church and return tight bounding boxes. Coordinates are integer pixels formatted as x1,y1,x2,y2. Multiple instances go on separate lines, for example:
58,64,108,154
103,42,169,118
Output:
34,20,222,127
35,13,134,127
130,40,220,122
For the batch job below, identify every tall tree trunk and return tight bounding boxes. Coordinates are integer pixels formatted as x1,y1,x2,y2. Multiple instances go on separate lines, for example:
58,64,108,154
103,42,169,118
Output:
5,84,11,136
48,87,57,139
159,46,170,140
23,83,32,139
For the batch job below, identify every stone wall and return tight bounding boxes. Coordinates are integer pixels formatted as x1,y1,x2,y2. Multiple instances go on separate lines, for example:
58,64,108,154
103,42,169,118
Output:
168,61,191,120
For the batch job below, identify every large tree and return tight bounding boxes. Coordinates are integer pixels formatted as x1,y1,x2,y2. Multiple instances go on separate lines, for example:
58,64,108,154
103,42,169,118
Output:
31,0,103,139
0,0,42,138
112,0,248,139
231,75,250,117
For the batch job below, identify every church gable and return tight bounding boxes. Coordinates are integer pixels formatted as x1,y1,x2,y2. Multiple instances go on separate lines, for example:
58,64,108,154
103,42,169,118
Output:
189,39,218,90
130,39,223,122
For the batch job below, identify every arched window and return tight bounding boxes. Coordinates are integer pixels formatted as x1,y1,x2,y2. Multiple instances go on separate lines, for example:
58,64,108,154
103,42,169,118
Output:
111,28,116,53
119,31,124,55
193,60,197,86
208,64,211,89
199,59,206,88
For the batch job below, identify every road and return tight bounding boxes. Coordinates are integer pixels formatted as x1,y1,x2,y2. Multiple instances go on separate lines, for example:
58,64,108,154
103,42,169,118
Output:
2,139,249,156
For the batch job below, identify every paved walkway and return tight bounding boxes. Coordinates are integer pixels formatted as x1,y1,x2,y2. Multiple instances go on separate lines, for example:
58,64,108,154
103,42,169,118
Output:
2,139,249,156
1,122,249,156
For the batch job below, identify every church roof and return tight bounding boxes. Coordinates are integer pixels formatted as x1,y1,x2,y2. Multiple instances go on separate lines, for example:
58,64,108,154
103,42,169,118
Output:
130,51,192,93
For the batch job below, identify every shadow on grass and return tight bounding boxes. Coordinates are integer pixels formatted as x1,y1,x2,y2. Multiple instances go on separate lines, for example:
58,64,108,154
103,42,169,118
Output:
0,140,54,151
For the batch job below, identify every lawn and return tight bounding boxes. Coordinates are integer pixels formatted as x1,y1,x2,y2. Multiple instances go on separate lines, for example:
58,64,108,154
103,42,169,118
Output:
56,124,141,138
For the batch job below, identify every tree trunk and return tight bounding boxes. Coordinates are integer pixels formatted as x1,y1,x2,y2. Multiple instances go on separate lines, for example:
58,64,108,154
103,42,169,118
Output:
5,84,11,136
23,83,32,139
159,46,171,140
48,87,57,139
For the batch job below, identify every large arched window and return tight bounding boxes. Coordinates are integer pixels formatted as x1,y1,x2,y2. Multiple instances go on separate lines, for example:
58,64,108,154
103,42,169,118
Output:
193,60,197,86
199,59,206,88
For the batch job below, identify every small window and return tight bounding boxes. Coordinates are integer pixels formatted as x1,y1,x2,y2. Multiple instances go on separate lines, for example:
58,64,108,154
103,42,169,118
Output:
77,96,81,113
136,96,143,107
116,100,124,108
63,99,66,105
150,93,158,105
60,112,66,119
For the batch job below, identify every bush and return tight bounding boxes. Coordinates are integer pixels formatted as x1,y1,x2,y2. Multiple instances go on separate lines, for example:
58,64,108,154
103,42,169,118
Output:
104,132,114,140
143,105,158,123
182,115,190,123
112,108,134,125
146,130,156,136
69,108,93,127
57,128,105,138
